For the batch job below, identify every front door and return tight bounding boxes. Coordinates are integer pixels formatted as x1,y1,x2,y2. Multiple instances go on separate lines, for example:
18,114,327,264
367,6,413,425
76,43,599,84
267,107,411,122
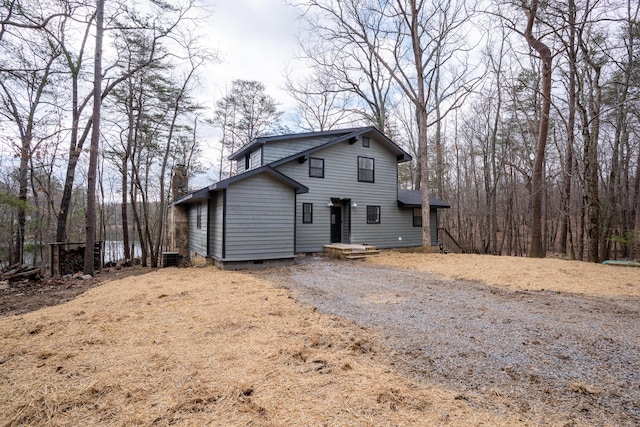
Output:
330,206,342,243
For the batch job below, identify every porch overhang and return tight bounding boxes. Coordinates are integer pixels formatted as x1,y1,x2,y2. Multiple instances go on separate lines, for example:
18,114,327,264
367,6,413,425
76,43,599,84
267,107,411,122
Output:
397,190,450,209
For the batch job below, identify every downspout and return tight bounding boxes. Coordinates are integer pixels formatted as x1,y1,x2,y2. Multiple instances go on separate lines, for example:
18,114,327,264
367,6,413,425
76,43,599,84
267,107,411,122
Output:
222,189,227,259
294,191,297,254
206,195,211,257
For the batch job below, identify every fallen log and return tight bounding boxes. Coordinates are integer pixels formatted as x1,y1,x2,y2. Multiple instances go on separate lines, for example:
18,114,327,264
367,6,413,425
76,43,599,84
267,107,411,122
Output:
1,264,41,281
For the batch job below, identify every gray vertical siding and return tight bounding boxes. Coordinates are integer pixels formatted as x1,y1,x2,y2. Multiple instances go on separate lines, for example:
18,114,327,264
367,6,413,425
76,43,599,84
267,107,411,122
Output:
276,137,421,252
236,155,247,174
235,147,262,174
223,173,296,260
430,208,438,246
194,131,440,260
262,136,336,164
188,201,208,256
250,149,261,169
396,207,439,246
342,203,351,243
210,192,224,259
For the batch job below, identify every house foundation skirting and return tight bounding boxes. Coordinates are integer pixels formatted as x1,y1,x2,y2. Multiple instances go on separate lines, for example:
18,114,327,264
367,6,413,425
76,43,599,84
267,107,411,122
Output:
213,257,296,270
189,251,214,267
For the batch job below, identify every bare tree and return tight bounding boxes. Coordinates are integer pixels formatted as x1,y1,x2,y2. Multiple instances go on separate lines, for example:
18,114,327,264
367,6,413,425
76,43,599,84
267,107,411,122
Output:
152,39,207,268
0,0,67,44
52,0,196,243
575,2,605,263
297,0,478,248
600,1,640,260
291,5,399,133
106,27,175,264
83,0,104,275
212,79,283,177
284,67,353,131
519,0,553,258
554,0,578,258
0,6,62,263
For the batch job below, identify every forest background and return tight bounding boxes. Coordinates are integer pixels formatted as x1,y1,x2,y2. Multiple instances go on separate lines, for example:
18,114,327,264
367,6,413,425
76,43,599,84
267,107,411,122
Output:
0,0,638,271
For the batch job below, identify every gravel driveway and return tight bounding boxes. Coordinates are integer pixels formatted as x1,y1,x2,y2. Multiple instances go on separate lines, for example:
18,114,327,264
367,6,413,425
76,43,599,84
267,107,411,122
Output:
256,257,640,426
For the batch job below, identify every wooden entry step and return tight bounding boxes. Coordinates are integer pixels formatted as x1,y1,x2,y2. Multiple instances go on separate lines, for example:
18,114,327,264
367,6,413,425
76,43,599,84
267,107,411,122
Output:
324,244,380,260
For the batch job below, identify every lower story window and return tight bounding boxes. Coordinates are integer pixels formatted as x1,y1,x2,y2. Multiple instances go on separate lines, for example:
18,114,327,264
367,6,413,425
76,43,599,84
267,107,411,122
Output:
196,203,202,229
302,203,313,224
366,205,380,224
413,208,422,227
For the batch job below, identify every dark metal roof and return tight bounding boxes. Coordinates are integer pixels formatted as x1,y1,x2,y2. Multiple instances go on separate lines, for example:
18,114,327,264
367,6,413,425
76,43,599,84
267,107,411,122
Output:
229,126,412,163
397,190,450,209
229,127,362,160
172,187,210,205
173,166,309,205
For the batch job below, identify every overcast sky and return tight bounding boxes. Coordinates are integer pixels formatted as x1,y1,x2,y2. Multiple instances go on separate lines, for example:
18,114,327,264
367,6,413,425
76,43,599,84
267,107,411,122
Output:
204,0,302,110
192,0,303,182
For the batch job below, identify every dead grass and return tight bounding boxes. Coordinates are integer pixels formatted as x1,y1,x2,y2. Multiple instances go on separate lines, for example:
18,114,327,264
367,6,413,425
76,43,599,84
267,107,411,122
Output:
3,252,635,426
370,252,640,297
0,266,522,426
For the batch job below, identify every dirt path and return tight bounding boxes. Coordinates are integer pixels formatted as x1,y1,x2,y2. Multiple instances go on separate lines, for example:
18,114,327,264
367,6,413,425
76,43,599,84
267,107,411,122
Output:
256,258,640,426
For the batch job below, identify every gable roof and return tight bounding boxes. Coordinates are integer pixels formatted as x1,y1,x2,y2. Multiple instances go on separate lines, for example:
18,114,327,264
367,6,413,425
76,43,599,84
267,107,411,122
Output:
397,190,450,209
229,126,412,164
173,166,309,205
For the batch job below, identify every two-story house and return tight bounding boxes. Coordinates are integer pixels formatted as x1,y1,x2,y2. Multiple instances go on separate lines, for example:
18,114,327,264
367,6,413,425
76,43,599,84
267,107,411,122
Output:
171,126,449,269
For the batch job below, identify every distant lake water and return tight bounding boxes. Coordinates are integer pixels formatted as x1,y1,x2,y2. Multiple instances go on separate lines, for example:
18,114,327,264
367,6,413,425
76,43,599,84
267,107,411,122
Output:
103,241,142,263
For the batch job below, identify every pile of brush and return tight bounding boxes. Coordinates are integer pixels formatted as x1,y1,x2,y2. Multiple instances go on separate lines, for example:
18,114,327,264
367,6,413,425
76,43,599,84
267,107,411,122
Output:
1,264,41,282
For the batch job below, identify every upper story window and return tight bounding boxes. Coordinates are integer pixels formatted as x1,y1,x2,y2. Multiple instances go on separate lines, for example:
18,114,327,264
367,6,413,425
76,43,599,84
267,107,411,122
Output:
302,203,313,224
362,136,370,147
358,156,374,182
240,149,261,172
309,157,324,178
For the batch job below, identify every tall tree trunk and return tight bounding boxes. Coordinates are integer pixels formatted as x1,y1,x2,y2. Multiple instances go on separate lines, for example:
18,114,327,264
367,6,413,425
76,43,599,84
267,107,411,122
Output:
55,19,94,243
130,188,147,266
633,127,640,261
153,64,198,267
560,0,576,257
579,49,602,263
1,52,58,262
84,0,104,274
121,140,132,262
523,0,552,258
15,129,29,265
404,0,431,249
489,48,503,255
434,65,444,201
121,81,135,263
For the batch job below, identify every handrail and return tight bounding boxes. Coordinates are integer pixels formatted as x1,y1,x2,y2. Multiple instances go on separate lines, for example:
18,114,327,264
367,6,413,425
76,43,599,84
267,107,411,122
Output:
438,228,464,254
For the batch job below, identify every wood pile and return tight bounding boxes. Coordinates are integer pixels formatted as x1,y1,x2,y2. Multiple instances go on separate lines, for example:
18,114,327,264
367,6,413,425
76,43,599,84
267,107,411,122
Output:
50,242,103,278
59,247,86,275
1,264,41,282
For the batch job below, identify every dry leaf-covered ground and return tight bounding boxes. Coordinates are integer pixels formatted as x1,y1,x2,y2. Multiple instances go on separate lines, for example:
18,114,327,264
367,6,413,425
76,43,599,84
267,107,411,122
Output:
1,265,522,426
370,251,640,297
0,253,638,426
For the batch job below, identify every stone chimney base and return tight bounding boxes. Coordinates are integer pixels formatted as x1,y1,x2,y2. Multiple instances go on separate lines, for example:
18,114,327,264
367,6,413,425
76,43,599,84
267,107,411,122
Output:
169,203,189,257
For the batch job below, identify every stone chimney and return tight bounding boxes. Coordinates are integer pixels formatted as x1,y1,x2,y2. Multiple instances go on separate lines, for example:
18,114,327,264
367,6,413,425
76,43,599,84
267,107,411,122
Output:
169,164,189,258
172,164,188,201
